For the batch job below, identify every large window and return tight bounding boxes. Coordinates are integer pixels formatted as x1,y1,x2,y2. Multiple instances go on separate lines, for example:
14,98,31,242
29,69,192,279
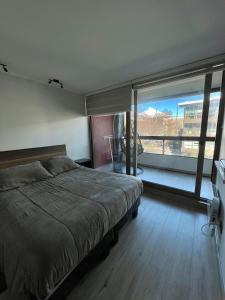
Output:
137,84,220,158
135,69,224,199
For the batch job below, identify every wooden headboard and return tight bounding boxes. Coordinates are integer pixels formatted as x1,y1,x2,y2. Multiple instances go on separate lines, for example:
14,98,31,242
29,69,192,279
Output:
0,145,67,169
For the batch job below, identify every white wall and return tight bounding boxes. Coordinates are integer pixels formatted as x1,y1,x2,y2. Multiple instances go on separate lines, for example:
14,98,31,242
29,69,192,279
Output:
216,114,225,292
216,173,225,292
0,73,89,159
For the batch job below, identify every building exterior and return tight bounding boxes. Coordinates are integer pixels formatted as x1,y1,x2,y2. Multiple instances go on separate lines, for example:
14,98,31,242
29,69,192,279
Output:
178,95,220,158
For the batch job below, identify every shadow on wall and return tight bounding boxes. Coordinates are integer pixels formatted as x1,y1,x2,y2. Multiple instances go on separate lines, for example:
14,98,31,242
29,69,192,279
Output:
0,73,85,127
0,73,89,159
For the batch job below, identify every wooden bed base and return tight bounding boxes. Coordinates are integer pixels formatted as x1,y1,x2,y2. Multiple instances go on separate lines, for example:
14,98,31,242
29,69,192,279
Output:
29,197,140,300
0,145,67,169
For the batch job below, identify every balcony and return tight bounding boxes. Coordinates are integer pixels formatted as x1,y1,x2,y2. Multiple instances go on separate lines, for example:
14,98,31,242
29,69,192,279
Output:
138,135,213,199
97,135,214,200
138,165,212,199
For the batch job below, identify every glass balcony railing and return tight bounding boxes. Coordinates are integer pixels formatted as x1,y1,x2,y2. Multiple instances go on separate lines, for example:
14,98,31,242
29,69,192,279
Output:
139,135,215,159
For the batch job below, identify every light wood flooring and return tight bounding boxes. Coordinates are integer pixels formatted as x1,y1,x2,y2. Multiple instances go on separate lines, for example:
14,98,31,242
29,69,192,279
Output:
67,193,222,300
1,192,222,300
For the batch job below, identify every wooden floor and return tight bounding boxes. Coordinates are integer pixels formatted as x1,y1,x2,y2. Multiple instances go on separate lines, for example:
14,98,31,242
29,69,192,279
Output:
1,193,222,300
66,193,222,300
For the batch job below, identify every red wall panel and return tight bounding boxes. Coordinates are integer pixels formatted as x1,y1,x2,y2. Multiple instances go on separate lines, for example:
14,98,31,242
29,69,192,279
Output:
91,115,113,168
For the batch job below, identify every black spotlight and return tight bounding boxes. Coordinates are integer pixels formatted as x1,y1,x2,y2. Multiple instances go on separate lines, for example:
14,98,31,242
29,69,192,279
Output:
48,78,64,89
0,63,8,73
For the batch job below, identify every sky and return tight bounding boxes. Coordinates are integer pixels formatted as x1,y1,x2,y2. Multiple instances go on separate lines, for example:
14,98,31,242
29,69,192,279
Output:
139,92,220,117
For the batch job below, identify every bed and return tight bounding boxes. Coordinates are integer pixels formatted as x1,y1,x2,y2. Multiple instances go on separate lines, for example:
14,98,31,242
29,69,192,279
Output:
0,145,142,300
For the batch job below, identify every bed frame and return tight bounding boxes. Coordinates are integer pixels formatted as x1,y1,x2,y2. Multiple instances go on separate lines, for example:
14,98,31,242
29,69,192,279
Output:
0,145,67,169
0,145,140,300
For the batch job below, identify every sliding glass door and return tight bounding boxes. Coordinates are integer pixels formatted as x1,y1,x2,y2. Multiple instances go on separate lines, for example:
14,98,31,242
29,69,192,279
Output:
134,70,225,200
136,74,205,194
200,71,223,198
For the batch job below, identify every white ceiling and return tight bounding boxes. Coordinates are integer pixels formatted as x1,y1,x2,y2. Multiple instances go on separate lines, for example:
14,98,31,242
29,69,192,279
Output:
0,0,225,94
139,71,223,103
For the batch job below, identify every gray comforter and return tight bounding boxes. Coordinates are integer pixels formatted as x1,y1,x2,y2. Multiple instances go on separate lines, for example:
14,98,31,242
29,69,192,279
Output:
0,167,142,298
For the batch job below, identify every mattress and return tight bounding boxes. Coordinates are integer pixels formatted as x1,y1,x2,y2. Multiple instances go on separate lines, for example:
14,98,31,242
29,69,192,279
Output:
0,166,142,298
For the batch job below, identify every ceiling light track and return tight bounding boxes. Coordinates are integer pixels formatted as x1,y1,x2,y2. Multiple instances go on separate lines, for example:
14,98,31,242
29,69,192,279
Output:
48,78,64,89
0,63,8,73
